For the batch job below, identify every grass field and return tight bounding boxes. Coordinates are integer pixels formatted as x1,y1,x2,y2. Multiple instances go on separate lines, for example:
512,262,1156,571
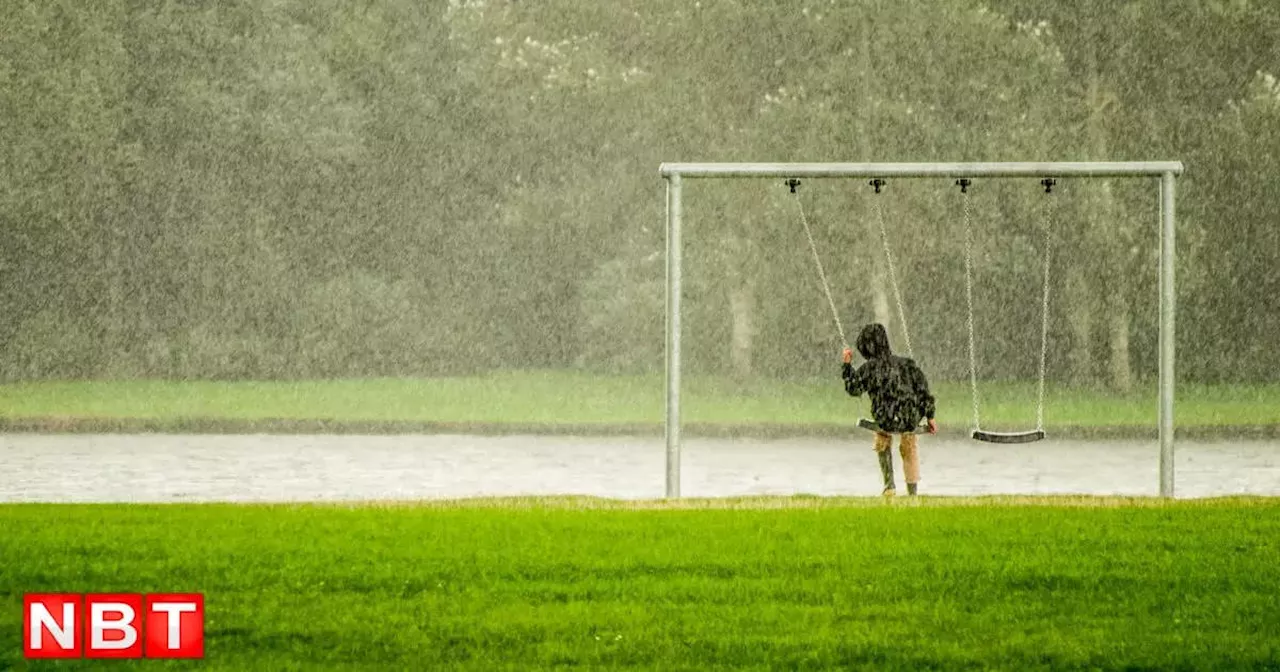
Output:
3,497,1279,670
1,371,1278,433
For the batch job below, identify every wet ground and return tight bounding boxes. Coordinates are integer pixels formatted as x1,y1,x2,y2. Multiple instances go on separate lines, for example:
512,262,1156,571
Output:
1,434,1277,502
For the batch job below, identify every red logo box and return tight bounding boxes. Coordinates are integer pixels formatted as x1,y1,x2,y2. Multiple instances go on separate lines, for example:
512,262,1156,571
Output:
24,593,204,659
23,594,81,659
86,594,144,659
146,593,204,658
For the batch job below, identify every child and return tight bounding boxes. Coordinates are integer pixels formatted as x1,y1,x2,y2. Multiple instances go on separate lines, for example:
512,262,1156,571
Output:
841,323,938,496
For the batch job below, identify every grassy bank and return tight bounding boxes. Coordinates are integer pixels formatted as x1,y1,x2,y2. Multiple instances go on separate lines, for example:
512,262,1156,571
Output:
1,372,1278,435
2,497,1278,670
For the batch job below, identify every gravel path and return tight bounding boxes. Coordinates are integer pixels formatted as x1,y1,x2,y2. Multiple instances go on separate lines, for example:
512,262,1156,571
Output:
2,434,1277,502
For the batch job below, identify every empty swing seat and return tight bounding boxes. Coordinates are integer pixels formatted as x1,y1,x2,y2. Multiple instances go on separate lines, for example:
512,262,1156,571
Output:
971,429,1046,444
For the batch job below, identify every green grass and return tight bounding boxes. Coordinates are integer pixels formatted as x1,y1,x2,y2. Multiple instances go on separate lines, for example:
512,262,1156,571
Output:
2,497,1279,670
1,371,1279,431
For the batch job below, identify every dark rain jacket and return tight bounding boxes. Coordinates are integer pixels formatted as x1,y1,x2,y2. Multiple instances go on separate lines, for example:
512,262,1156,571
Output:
841,323,937,433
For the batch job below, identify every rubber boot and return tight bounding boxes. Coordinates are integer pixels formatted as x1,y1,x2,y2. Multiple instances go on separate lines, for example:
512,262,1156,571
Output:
877,448,896,496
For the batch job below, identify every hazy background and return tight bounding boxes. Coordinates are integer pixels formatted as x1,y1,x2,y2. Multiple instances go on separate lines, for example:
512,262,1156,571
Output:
3,0,1277,389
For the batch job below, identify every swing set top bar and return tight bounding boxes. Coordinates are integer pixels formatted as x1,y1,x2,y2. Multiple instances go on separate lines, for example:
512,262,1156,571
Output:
660,161,1184,179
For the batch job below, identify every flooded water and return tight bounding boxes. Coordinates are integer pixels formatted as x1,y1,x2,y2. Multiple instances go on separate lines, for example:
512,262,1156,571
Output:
1,434,1277,502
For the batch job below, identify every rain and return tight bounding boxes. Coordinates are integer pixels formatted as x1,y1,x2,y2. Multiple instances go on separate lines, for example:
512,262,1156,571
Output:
2,1,1278,501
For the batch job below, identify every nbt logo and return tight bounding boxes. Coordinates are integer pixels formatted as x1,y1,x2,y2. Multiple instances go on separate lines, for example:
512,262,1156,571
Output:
24,593,204,659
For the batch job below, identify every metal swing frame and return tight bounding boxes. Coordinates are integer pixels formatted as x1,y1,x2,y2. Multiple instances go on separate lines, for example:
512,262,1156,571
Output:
660,162,1184,499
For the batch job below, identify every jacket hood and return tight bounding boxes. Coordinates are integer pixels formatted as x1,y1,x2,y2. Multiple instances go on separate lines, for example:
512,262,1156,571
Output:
856,323,892,360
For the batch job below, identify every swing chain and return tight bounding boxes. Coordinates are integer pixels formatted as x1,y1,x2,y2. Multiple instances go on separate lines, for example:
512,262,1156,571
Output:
961,180,982,434
871,181,913,358
790,180,849,349
1036,180,1056,431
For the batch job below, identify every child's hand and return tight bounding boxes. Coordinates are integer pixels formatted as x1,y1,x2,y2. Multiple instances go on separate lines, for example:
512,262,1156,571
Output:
927,418,938,435
841,348,853,364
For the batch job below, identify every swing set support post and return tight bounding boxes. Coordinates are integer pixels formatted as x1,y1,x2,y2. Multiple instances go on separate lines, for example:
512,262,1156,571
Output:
1159,170,1177,499
659,161,1184,500
665,173,683,499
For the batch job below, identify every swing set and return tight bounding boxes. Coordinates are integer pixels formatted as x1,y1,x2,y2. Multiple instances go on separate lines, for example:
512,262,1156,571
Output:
659,162,1183,499
787,175,1055,444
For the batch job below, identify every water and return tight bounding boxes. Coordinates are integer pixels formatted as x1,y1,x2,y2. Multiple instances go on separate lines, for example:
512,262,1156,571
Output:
1,434,1277,503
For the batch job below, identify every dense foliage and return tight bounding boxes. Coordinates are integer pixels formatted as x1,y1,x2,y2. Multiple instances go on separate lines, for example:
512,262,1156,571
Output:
2,0,1276,384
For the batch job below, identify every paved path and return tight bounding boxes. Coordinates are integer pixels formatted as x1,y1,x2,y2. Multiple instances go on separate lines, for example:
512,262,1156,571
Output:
1,434,1277,502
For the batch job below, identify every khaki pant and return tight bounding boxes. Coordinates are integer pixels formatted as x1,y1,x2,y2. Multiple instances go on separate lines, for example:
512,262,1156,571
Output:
873,431,920,486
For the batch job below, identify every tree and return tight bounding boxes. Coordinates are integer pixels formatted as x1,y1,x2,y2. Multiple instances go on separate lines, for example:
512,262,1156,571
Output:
0,1,130,378
987,0,1279,389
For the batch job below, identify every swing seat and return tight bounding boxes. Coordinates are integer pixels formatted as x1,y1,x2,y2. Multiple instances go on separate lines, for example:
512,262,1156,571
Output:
971,429,1046,444
858,418,928,434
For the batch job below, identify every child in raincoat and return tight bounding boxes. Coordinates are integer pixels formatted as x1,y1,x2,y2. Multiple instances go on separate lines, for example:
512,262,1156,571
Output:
842,323,938,495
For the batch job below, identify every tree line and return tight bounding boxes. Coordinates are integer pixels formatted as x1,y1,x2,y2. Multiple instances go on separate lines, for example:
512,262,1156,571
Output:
2,0,1276,386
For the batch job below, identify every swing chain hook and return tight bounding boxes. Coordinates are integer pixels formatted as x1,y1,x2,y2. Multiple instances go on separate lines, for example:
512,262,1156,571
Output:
956,178,972,193
1041,177,1056,194
869,178,886,194
785,178,802,193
